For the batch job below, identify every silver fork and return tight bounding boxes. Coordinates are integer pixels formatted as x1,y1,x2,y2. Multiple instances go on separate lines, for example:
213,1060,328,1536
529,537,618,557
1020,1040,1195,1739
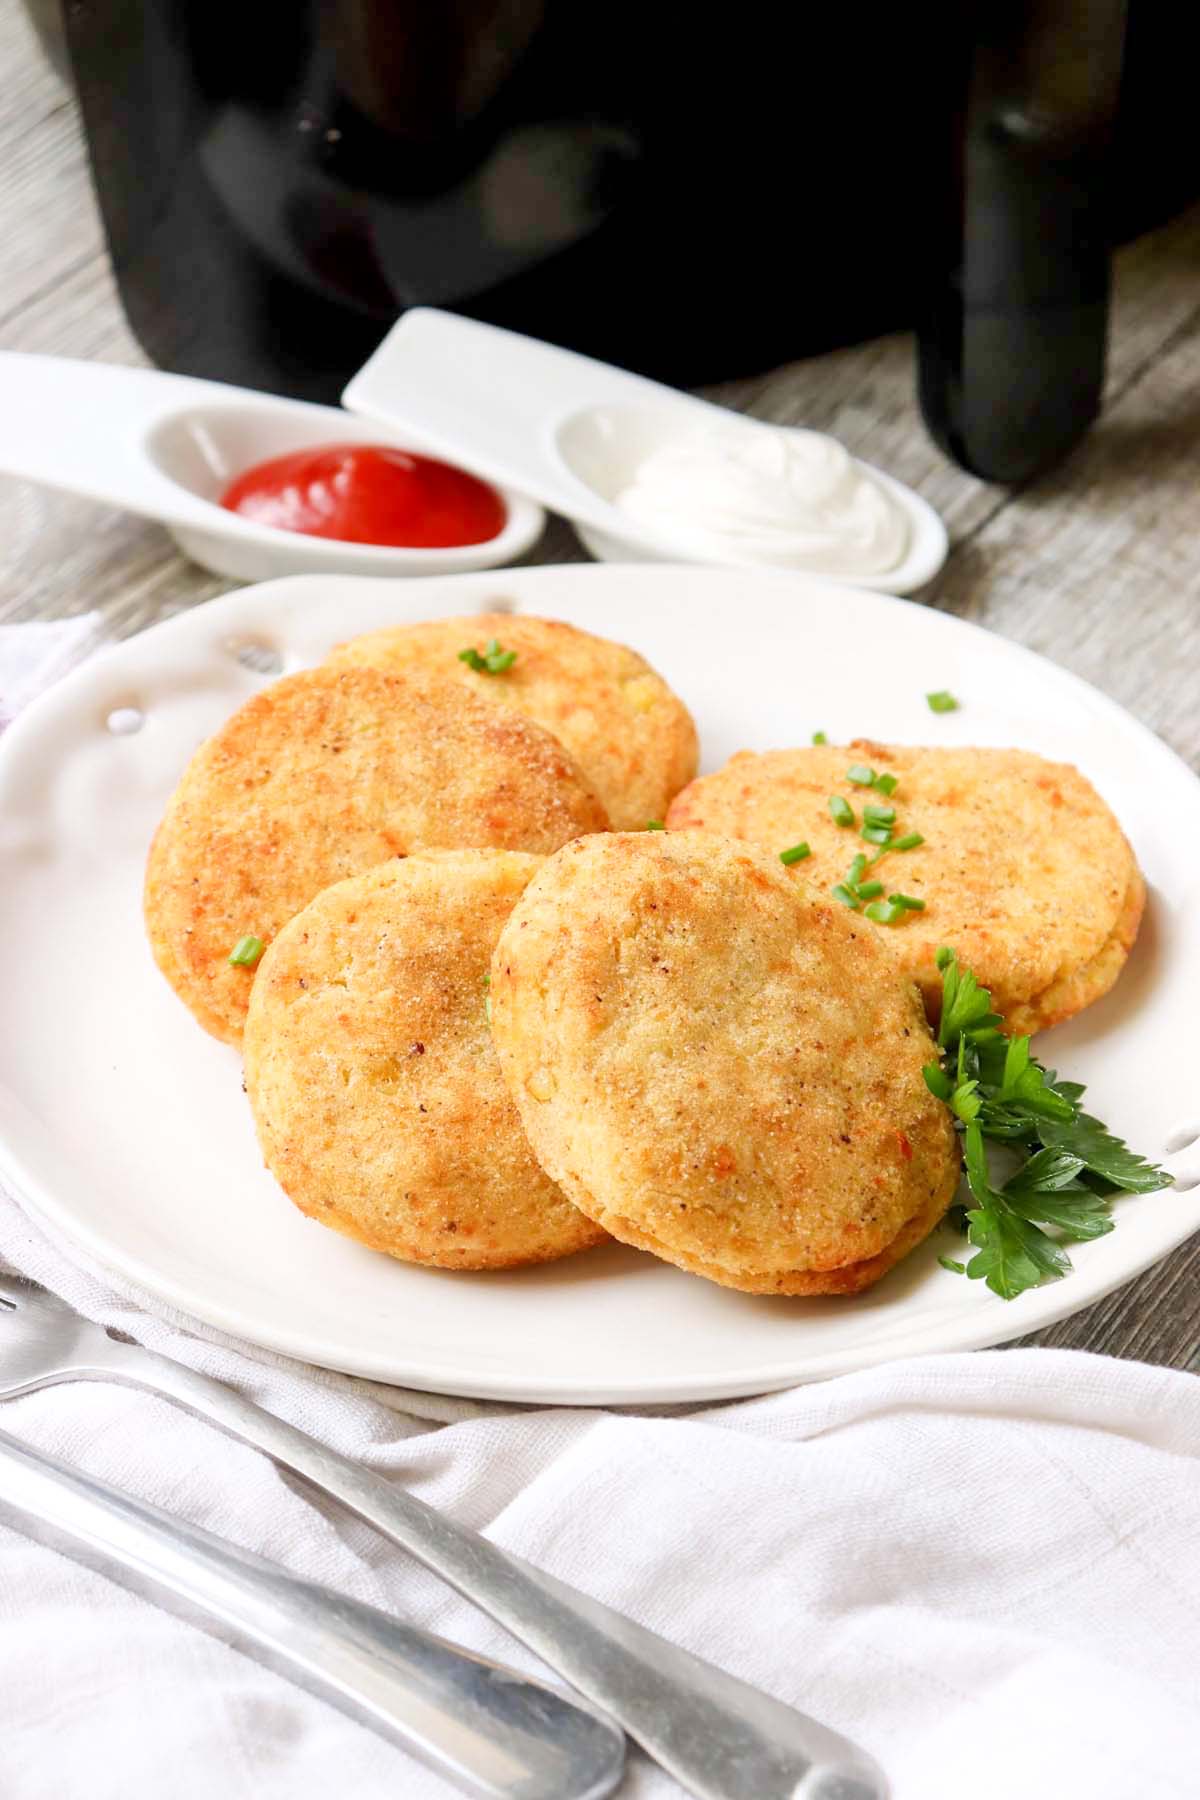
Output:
0,1276,886,1800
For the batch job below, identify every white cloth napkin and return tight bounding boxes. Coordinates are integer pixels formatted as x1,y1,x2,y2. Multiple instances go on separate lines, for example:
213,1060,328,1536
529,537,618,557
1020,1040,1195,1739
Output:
2,620,1199,1800
0,613,106,728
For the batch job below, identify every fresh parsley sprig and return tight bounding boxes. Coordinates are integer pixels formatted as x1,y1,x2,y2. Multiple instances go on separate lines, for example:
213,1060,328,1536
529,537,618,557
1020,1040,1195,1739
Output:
927,948,1171,1300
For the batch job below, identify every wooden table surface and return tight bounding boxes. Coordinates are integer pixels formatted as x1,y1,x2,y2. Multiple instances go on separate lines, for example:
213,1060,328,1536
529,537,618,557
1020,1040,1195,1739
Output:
3,2,1198,1372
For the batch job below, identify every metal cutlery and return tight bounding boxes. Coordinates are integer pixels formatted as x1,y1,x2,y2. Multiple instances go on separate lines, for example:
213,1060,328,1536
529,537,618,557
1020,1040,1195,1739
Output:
0,1276,887,1800
0,1425,624,1800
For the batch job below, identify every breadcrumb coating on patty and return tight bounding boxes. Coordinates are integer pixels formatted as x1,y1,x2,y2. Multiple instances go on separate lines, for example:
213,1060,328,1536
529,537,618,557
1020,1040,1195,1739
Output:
667,741,1142,1035
244,850,606,1270
144,664,609,1044
328,612,698,831
490,829,960,1295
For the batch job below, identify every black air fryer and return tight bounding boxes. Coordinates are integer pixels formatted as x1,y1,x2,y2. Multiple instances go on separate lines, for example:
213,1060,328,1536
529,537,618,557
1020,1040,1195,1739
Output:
60,0,1200,481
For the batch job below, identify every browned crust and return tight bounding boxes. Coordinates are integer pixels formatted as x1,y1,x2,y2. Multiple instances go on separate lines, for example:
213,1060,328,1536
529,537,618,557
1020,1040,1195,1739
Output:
280,1198,604,1272
575,1164,958,1295
667,741,1143,1036
144,664,609,1045
1000,865,1146,1037
490,830,962,1294
244,851,607,1270
327,612,699,830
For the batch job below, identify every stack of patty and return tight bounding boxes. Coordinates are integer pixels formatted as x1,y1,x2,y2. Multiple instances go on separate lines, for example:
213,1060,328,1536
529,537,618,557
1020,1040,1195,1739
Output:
144,614,697,1269
145,619,1144,1296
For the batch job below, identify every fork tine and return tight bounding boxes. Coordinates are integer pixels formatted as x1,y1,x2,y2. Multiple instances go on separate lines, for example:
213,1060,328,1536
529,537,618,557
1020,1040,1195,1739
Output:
0,1275,54,1309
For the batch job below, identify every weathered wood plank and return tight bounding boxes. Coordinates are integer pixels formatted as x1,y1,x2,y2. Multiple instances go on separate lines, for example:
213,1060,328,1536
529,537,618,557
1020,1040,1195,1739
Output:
925,306,1200,771
0,20,103,329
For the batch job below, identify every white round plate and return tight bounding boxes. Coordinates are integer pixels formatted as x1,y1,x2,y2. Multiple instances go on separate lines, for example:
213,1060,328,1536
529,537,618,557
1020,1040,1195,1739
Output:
1,566,1197,1403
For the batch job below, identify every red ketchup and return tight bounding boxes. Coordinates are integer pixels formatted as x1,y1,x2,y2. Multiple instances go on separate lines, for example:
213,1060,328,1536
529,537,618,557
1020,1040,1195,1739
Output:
219,444,506,548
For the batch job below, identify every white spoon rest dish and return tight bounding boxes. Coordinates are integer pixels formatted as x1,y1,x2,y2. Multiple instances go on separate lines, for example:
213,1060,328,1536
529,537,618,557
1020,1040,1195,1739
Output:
0,353,544,582
343,309,947,593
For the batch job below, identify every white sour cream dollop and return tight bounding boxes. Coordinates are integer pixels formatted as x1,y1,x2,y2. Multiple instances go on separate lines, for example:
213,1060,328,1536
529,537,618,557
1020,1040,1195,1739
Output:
612,425,909,577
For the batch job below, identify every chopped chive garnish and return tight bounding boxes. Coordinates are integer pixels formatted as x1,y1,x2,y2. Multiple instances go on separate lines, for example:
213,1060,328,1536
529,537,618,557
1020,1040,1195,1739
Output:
645,820,666,830
894,832,924,851
938,1256,967,1275
857,879,884,900
862,803,896,827
779,842,811,865
229,934,264,968
846,764,875,786
829,796,855,827
926,690,959,713
483,970,492,1023
860,823,892,845
864,899,908,924
873,773,899,797
889,893,926,911
459,639,518,674
812,730,828,745
832,883,860,909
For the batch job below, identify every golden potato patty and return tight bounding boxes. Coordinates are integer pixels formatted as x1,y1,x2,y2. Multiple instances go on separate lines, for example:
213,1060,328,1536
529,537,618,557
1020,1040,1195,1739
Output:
326,612,698,830
490,830,959,1295
145,665,608,1044
667,742,1143,1036
244,851,605,1270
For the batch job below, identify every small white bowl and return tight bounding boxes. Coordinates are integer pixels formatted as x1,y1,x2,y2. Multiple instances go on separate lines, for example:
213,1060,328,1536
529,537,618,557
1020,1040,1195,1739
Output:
344,309,948,595
553,402,947,590
0,353,544,582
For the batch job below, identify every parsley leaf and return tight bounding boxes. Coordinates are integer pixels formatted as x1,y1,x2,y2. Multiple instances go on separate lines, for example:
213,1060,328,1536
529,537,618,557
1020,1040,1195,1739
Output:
963,1206,1049,1298
1037,1110,1175,1195
950,1079,981,1124
962,1122,1071,1295
1001,1145,1088,1195
937,959,1001,1048
1004,1186,1115,1243
997,1038,1074,1117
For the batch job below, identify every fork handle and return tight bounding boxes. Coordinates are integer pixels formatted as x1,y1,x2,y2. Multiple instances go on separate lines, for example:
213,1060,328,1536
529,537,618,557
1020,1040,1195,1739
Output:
84,1347,885,1800
0,1427,623,1800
